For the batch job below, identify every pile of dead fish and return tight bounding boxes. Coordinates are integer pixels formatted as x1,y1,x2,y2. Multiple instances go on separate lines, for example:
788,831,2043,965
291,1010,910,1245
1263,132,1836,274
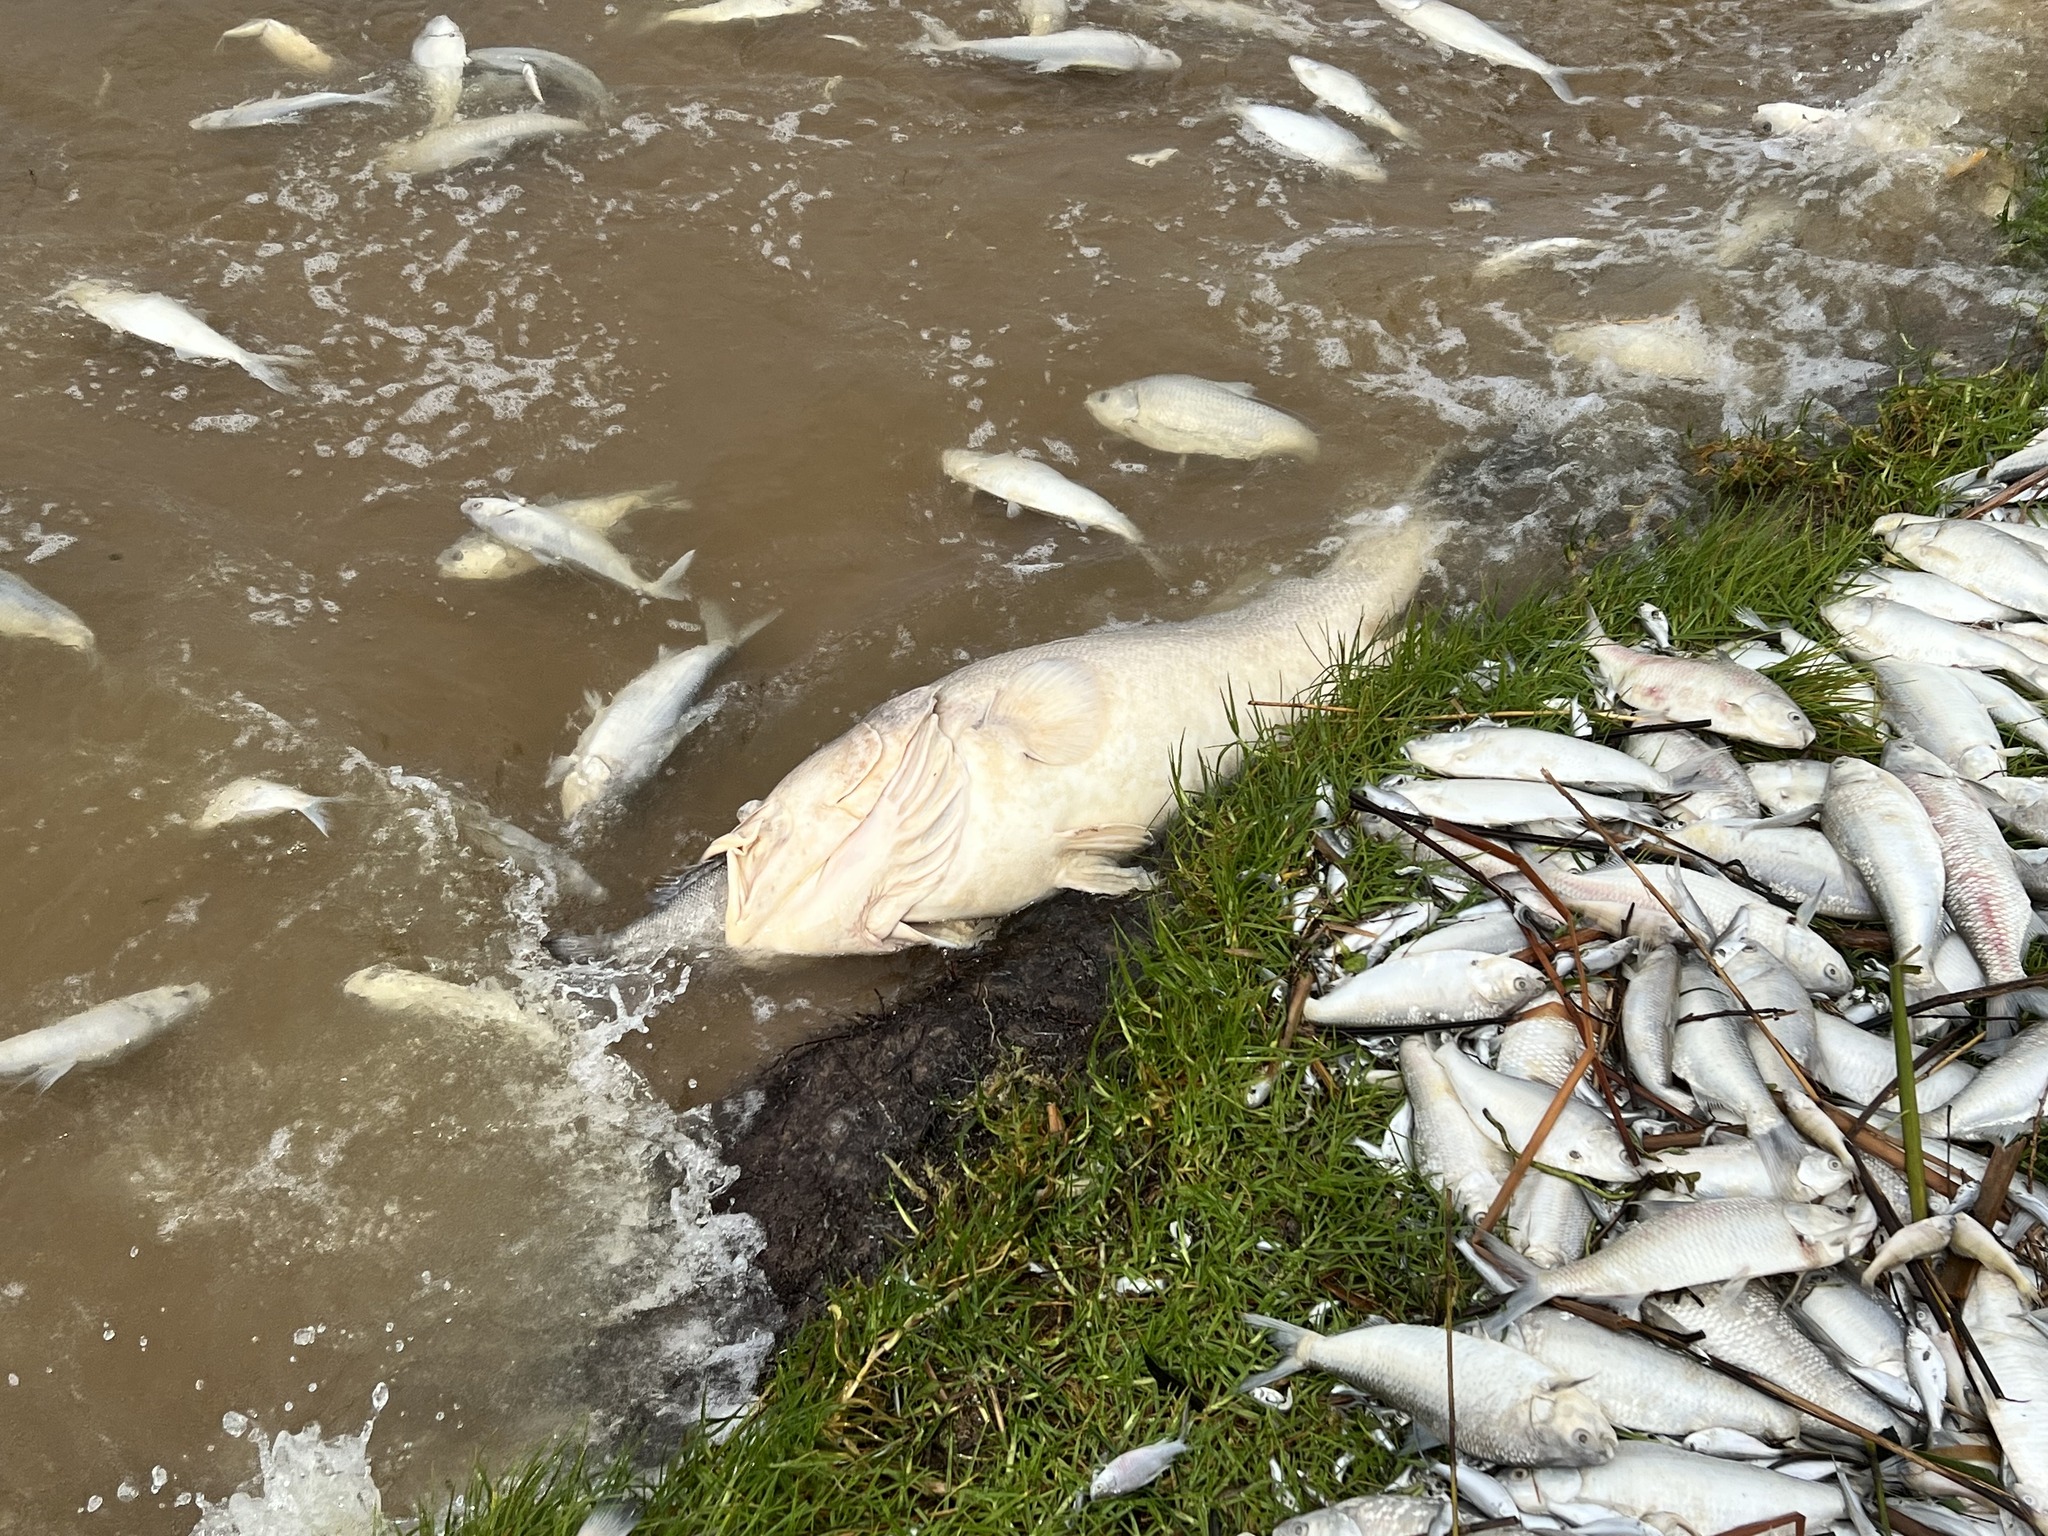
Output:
1242,424,2048,1536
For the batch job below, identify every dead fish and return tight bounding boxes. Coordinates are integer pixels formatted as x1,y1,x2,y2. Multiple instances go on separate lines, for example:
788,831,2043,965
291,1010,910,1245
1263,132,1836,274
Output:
1304,949,1546,1028
191,86,396,131
411,14,467,128
912,18,1180,71
456,809,608,901
653,0,825,23
1821,756,1946,984
376,113,592,176
1228,100,1387,183
342,965,555,1042
1402,725,1670,794
1843,567,2026,627
1932,1019,2048,1143
61,279,300,395
1822,594,2048,692
1376,0,1580,103
1078,1435,1188,1503
1503,1443,1845,1536
1553,315,1728,384
1586,612,1813,748
217,18,338,74
1151,0,1316,44
439,485,689,581
461,497,694,601
1086,374,1317,460
1865,1213,2041,1300
193,777,338,836
0,984,212,1092
468,47,614,113
941,449,1157,562
544,857,732,967
1288,56,1419,144
1273,1496,1447,1536
1474,236,1601,278
0,567,95,652
1399,1035,1513,1221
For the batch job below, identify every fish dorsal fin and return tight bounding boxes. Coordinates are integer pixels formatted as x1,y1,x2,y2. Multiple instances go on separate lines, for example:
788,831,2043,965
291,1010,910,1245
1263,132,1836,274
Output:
970,656,1104,766
1216,380,1258,397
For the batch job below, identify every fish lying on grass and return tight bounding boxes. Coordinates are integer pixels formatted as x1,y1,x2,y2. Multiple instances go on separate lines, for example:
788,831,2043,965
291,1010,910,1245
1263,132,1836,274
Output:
1504,1443,1845,1535
1585,610,1814,747
912,18,1180,72
377,113,592,176
1395,1036,1511,1221
0,984,212,1092
1821,756,1946,984
61,279,302,395
1075,1435,1188,1505
1273,1495,1447,1536
0,568,94,652
1241,1315,1618,1465
940,450,1159,565
461,497,695,601
1375,0,1581,103
191,87,396,130
1227,100,1386,182
218,19,338,74
412,14,467,128
1288,57,1418,143
439,485,688,581
1402,725,1669,793
193,777,339,836
1303,949,1545,1028
1086,374,1317,460
552,603,778,824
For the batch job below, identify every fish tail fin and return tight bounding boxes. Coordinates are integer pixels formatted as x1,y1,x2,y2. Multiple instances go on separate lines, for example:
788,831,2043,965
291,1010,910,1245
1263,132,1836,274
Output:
1389,120,1424,147
574,1503,641,1536
364,85,399,105
1582,606,1611,647
1238,1313,1314,1392
1468,1231,1543,1334
543,929,613,964
299,798,339,838
649,550,696,601
636,481,690,512
1540,70,1584,104
697,598,735,651
1135,541,1173,579
732,605,782,650
241,354,301,396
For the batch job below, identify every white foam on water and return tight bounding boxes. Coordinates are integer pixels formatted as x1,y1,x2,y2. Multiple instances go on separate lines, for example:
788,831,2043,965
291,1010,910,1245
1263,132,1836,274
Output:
188,1422,380,1536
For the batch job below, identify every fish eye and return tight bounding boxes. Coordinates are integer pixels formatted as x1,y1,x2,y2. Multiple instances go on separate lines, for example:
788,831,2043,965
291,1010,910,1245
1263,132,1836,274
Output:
1573,1429,1590,1445
1567,1150,1583,1161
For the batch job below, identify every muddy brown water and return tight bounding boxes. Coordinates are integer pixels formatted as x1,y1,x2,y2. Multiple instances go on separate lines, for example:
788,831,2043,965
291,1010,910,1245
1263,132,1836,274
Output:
1,0,2043,1525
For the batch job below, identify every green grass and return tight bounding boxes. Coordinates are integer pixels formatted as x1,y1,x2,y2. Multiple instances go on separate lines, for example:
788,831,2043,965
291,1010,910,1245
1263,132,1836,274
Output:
423,354,2048,1536
2001,117,2048,266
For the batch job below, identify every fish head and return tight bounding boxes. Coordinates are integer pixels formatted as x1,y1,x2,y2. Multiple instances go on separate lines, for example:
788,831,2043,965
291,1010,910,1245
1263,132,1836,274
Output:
1528,1385,1617,1467
56,278,118,311
1796,1151,1851,1201
413,15,466,68
559,758,614,822
1880,739,1952,779
437,536,523,580
1727,691,1816,749
461,496,522,529
938,448,986,482
1482,957,1549,1009
1139,42,1182,69
139,982,213,1022
1084,384,1143,435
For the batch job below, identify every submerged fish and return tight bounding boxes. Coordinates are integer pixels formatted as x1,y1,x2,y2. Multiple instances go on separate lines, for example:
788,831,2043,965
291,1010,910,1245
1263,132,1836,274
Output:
342,966,554,1041
1086,374,1317,460
468,47,614,113
0,984,212,1092
193,777,338,836
217,18,338,74
1288,56,1419,143
456,808,608,901
544,856,732,966
1228,101,1385,182
654,0,824,22
0,568,95,652
412,15,467,128
376,113,591,176
461,497,695,601
61,279,300,395
913,19,1180,72
941,450,1155,559
191,86,396,131
553,603,778,823
1241,1314,1618,1466
439,485,688,581
703,512,1436,954
1375,0,1580,103
1153,0,1314,42
1018,0,1069,32
1552,315,1728,384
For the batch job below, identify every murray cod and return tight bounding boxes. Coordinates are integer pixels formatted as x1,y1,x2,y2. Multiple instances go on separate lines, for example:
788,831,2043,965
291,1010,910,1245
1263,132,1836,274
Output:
704,510,1438,955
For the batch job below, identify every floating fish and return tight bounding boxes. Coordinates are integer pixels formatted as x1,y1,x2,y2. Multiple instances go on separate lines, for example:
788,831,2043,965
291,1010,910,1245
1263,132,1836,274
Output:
654,0,825,22
1288,57,1419,143
1228,100,1385,182
1376,0,1580,103
0,984,212,1092
412,14,467,128
439,485,688,582
342,966,555,1042
193,777,338,836
61,279,300,395
940,450,1156,561
0,568,94,652
376,112,591,176
1086,373,1316,460
545,857,733,967
191,86,396,131
217,18,338,74
468,47,614,113
461,497,695,602
912,18,1180,72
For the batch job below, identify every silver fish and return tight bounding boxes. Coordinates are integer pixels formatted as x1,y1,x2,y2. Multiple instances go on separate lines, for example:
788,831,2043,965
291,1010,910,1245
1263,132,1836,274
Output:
1500,1308,1800,1441
468,47,614,113
1374,0,1580,103
1588,616,1813,749
1928,1021,2048,1143
1842,567,2026,626
1240,1315,1618,1466
1434,1039,1639,1182
0,567,95,652
1229,101,1386,182
1644,1284,1895,1438
1746,759,1829,820
1809,1009,1975,1115
1273,1496,1447,1536
1960,1273,2048,1525
1799,1278,1907,1377
217,18,338,74
1822,594,2048,694
1398,1036,1512,1221
551,603,777,823
941,450,1154,558
1507,1169,1591,1268
0,984,212,1092
1666,822,1874,921
1494,1010,1583,1087
1627,728,1761,823
412,14,467,127
1949,666,2048,754
544,857,731,967
1287,56,1419,144
192,86,396,130
1361,777,1656,836
571,1504,639,1536
193,776,338,836
1621,945,1689,1112
1823,757,1947,984
61,278,299,395
913,19,1178,71
1645,1139,1848,1203
440,485,689,581
461,497,694,601
1403,726,1669,794
1673,960,1811,1197
1303,949,1546,1028
1086,374,1316,460
655,0,825,23
1884,742,2032,989
1871,658,2009,782
342,966,555,1042
1492,1197,1874,1325
376,113,591,176
1504,1443,1845,1535
1874,514,2048,621
456,809,607,901
1082,1436,1187,1501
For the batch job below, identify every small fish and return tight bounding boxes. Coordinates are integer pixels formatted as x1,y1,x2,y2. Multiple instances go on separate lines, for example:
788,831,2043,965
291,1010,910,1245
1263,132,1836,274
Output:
1645,1139,1848,1203
1884,742,2033,991
1665,822,1875,920
461,498,695,602
0,568,94,652
1503,1444,1845,1534
1127,147,1178,166
217,19,338,74
1273,1495,1447,1536
1865,1213,2041,1300
552,603,778,823
468,47,615,114
412,15,467,128
194,777,338,836
342,965,555,1041
456,808,608,901
1240,1314,1617,1466
1799,1279,1907,1378
1086,373,1315,460
544,857,732,967
1402,725,1669,794
439,485,688,581
1303,949,1545,1029
1904,1316,1947,1431
1375,0,1580,103
654,0,824,23
191,86,396,131
1360,776,1657,836
61,279,300,395
940,450,1157,562
1959,1273,2048,1524
1474,236,1601,278
1079,1435,1188,1503
912,19,1180,72
376,113,591,176
1935,1019,2048,1143
1017,0,1068,33
1628,729,1760,823
1398,1036,1513,1221
0,984,212,1092
1228,101,1386,182
1807,1009,1975,1116
1620,945,1688,1112
1821,756,1947,982
1288,56,1419,143
1436,1034,1638,1181
1670,961,1811,1197
1586,612,1813,748
1746,759,1829,819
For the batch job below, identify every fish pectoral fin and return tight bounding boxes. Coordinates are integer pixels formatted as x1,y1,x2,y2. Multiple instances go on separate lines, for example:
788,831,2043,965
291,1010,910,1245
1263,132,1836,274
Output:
1215,380,1258,396
31,1059,75,1094
1055,850,1155,897
545,755,575,786
902,917,998,949
971,656,1105,765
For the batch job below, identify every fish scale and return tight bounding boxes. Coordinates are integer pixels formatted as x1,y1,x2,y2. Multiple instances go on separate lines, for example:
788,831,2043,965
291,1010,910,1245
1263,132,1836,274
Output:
1644,1284,1895,1438
1885,743,2032,986
1505,1442,1847,1534
1821,756,1947,982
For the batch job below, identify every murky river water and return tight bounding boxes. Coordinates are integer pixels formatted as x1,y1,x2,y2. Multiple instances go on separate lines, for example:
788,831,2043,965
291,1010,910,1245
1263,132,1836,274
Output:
2,0,2044,1525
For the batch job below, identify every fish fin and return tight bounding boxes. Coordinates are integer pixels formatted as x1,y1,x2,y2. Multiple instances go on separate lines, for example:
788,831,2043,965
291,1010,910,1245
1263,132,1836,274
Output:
239,354,301,395
546,755,575,787
1582,606,1612,648
364,85,398,105
733,606,781,650
1056,852,1156,897
1029,58,1064,72
1004,499,1021,518
1755,1120,1812,1200
1793,888,1821,928
1238,1313,1313,1392
574,1503,641,1536
904,917,997,949
649,550,696,601
1731,605,1769,631
32,1059,75,1094
542,929,612,964
697,598,734,651
583,690,607,716
1216,381,1259,396
1134,541,1172,579
970,656,1104,765
1539,70,1584,104
298,798,337,838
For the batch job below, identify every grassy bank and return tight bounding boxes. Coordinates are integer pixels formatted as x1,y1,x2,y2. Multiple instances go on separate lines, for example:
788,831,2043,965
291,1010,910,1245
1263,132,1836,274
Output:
426,352,2048,1536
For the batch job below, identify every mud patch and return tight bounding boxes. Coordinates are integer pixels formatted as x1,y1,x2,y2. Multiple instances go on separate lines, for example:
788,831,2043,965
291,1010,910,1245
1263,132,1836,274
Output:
715,892,1135,1322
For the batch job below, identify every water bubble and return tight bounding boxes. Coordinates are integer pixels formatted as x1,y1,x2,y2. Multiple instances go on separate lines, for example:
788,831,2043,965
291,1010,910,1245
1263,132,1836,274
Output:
86,1495,103,1512
371,1381,390,1412
221,1410,250,1438
293,1327,316,1346
150,1468,168,1494
116,1482,138,1503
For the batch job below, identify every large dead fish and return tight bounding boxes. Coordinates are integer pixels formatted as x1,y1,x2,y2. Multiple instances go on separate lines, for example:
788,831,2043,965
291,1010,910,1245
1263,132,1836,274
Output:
703,511,1439,954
